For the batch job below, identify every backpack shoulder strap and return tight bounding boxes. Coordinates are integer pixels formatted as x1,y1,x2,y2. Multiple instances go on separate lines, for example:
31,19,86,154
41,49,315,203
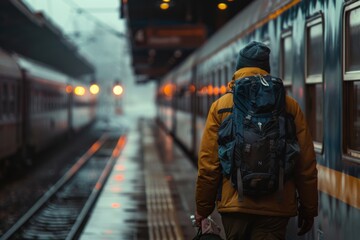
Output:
217,108,233,114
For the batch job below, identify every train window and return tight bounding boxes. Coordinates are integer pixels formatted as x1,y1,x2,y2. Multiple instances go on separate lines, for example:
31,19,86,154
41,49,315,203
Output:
345,5,360,74
223,65,229,94
3,83,8,116
216,69,222,98
211,71,216,104
195,75,201,116
17,85,21,115
344,3,360,159
306,18,324,150
206,73,211,111
280,31,293,95
9,84,15,115
207,72,212,115
306,19,323,78
232,60,236,73
0,83,2,116
199,83,204,117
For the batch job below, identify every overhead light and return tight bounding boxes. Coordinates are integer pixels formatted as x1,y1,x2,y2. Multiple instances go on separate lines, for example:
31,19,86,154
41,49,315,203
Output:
218,3,228,10
163,0,171,2
160,3,169,10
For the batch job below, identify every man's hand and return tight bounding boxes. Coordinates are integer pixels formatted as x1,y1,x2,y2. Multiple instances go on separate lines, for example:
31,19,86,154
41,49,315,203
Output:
297,216,314,236
195,211,206,227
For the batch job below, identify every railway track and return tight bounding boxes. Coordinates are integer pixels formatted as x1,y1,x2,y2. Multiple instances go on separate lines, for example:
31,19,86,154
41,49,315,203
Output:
1,132,126,240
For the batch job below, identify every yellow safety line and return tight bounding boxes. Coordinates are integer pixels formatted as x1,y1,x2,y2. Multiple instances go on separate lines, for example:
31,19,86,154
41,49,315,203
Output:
317,164,360,209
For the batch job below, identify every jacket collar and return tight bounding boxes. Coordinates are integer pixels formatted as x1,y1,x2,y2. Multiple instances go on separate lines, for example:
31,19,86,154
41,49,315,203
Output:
228,67,269,89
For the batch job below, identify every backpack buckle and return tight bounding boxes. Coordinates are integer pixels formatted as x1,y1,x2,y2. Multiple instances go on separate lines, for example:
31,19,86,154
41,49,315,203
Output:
257,74,269,87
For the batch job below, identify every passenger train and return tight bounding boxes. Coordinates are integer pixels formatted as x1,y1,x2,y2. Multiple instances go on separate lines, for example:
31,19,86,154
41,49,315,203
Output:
0,47,97,178
157,0,360,239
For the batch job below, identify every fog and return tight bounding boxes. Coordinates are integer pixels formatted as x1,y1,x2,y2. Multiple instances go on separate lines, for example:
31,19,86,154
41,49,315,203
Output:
23,0,157,121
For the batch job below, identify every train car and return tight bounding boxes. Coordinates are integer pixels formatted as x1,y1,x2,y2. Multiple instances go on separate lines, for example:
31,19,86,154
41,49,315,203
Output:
157,0,360,239
17,56,71,153
0,48,97,178
0,48,23,174
70,81,97,133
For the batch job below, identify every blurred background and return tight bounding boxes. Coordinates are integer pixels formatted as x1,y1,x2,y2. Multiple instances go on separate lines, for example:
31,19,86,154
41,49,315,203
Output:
23,0,157,122
0,0,249,124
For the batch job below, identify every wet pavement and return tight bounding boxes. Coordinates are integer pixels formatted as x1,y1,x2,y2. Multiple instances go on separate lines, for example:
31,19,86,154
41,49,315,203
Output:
79,117,215,240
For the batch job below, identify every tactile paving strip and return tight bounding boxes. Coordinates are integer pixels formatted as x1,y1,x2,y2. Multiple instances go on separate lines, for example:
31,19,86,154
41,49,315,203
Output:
143,123,184,240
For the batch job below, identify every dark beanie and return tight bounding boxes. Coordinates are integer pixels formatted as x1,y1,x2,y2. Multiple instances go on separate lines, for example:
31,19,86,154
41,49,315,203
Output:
235,41,271,73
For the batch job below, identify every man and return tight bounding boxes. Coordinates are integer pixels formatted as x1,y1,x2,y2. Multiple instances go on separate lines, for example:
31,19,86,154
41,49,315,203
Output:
195,41,318,240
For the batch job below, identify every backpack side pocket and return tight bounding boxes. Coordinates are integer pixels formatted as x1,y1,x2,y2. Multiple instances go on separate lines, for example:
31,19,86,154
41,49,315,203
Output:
218,114,235,177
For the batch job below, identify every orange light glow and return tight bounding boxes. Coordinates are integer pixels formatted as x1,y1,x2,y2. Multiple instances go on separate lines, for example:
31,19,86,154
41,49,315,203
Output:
163,0,170,2
160,3,169,10
201,86,208,95
90,84,100,95
111,203,121,208
189,84,196,93
111,137,126,158
218,3,228,10
66,85,73,93
110,186,122,193
163,84,173,97
114,174,124,181
220,85,227,94
113,85,124,96
74,86,86,96
213,87,220,95
115,164,125,171
207,85,214,95
90,142,101,152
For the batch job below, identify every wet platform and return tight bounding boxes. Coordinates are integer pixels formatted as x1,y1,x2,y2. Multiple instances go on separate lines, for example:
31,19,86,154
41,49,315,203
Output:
80,118,223,240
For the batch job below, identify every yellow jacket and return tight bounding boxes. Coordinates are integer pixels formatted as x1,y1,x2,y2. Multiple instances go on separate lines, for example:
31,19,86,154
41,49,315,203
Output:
196,67,318,218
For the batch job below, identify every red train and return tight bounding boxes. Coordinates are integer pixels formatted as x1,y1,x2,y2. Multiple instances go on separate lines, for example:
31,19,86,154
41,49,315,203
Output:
157,0,360,239
0,48,97,177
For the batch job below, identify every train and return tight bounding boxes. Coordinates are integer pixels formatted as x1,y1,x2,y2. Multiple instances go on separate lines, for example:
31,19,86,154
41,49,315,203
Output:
156,0,360,239
0,47,97,178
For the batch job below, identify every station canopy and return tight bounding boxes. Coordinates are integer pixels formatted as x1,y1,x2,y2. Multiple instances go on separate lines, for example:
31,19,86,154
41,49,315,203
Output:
120,0,252,83
0,0,95,78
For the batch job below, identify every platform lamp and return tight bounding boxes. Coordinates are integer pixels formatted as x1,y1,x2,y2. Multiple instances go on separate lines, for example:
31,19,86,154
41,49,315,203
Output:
112,80,124,97
90,80,100,95
112,80,124,115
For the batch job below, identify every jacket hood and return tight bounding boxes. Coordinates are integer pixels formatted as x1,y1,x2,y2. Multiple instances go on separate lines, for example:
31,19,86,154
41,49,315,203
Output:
228,67,269,90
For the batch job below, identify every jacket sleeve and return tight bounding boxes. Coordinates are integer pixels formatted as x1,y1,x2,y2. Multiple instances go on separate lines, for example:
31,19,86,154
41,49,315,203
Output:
196,102,222,217
287,97,318,219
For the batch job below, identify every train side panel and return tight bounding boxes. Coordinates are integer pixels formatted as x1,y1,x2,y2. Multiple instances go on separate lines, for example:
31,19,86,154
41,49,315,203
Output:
157,0,360,239
0,49,23,167
26,77,69,152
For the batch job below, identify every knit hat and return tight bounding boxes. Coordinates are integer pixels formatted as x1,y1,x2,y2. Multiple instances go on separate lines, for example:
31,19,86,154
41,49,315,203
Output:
235,41,271,73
